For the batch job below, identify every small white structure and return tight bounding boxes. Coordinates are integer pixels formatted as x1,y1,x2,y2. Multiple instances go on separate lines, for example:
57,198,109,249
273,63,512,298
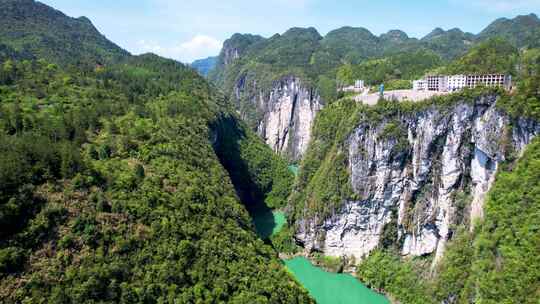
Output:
342,79,366,93
355,80,365,89
413,79,428,91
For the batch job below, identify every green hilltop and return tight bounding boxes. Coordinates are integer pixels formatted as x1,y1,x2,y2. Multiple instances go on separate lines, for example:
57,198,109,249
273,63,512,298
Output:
0,0,129,67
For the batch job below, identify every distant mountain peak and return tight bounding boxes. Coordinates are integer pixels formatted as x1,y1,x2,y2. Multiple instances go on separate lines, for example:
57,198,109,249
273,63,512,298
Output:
191,56,218,77
218,33,265,66
516,12,539,21
324,26,378,43
327,26,374,36
380,29,409,41
447,28,464,34
422,28,446,40
422,27,470,42
282,27,322,40
77,16,92,24
478,12,540,47
0,0,129,66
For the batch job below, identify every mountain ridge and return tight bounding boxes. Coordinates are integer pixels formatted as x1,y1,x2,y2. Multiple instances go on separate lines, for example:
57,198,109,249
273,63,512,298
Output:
201,12,539,65
0,0,129,66
206,13,540,162
191,56,218,77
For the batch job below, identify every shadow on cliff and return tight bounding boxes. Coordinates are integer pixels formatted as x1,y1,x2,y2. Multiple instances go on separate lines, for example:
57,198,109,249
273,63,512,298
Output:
211,114,276,240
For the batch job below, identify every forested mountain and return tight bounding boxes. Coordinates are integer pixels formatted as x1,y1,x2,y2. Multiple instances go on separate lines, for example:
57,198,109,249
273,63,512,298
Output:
208,13,540,162
212,13,540,90
191,56,217,77
477,13,540,49
209,33,265,84
421,28,475,60
0,0,129,67
0,1,312,303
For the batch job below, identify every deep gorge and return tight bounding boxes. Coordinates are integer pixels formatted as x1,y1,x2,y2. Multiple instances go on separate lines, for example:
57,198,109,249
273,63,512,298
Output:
1,1,540,303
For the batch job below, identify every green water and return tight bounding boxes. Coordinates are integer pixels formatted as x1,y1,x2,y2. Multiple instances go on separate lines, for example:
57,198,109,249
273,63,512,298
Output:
252,210,286,239
252,163,387,303
284,257,389,304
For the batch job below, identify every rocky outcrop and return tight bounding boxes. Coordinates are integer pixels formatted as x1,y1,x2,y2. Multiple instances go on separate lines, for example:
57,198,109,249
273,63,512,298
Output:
218,33,264,67
223,47,240,66
296,96,539,264
236,76,323,161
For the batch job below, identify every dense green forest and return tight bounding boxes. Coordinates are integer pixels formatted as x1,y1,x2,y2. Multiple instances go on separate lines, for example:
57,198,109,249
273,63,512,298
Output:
0,1,314,299
441,38,519,75
0,55,312,303
336,49,443,89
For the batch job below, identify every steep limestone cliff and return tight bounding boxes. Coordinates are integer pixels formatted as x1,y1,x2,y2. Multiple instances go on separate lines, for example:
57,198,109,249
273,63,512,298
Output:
211,29,325,161
235,75,323,161
295,95,539,264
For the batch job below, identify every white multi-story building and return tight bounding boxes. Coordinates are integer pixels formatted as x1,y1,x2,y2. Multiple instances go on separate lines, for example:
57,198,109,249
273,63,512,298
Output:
413,79,428,91
448,75,467,91
427,75,448,92
466,74,511,89
355,80,365,89
414,74,512,92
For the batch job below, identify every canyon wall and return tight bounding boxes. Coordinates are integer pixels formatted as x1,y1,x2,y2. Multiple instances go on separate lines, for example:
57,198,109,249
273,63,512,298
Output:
295,96,539,264
235,75,323,161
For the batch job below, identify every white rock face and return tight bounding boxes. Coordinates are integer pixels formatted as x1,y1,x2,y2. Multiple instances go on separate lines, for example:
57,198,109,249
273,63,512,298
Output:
257,76,323,161
296,96,539,264
234,75,323,161
223,48,240,66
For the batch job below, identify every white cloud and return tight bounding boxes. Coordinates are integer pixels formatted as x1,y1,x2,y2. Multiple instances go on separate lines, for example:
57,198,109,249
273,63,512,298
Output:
136,35,222,63
452,0,540,12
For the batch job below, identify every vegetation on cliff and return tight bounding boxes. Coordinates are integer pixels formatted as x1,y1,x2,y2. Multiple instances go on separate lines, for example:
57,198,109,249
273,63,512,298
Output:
284,37,540,303
0,55,312,303
357,137,540,304
290,42,540,303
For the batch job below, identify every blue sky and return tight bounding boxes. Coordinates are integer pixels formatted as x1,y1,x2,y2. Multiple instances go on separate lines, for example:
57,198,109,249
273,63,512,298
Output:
39,0,540,63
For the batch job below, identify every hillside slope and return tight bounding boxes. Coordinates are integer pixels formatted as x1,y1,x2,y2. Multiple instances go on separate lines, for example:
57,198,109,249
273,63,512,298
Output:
0,0,129,66
0,53,312,304
0,2,313,302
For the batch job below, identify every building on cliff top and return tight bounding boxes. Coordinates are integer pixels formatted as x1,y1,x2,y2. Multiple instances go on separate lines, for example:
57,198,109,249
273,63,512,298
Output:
414,74,512,92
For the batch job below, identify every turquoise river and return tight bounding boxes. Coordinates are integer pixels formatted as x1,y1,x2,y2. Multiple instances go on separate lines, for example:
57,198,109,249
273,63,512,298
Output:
252,206,389,304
